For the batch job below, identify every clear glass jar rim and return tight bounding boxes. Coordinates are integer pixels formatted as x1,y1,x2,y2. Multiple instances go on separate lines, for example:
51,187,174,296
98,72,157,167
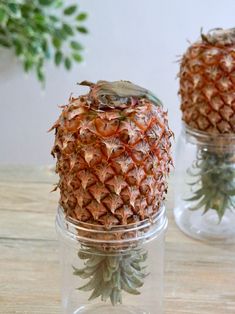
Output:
56,205,167,245
182,123,235,146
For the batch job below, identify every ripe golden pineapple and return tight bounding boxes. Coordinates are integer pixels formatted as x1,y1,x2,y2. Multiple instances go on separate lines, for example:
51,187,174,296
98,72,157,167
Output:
179,28,235,219
51,80,173,305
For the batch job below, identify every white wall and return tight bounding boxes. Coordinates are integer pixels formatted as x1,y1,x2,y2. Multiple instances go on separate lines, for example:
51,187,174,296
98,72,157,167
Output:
1,0,235,165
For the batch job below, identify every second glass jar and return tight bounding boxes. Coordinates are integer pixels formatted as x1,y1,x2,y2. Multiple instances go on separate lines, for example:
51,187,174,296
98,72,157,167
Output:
174,124,235,243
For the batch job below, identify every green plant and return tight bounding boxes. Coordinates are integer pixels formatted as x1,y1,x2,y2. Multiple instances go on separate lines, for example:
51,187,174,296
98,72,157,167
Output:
73,248,148,306
186,149,235,220
0,0,88,84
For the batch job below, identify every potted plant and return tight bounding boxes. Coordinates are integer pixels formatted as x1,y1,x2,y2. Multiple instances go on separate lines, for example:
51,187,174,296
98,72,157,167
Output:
0,0,88,84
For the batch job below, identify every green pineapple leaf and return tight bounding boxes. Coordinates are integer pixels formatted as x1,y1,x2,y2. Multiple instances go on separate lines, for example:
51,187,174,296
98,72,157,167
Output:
186,149,235,220
74,247,148,306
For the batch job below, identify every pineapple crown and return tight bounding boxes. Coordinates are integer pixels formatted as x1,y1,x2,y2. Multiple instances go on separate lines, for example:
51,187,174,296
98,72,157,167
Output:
79,80,163,108
200,27,235,46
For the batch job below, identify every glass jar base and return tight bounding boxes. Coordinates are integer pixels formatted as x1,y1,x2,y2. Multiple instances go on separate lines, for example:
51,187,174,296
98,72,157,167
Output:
73,303,150,314
174,206,235,243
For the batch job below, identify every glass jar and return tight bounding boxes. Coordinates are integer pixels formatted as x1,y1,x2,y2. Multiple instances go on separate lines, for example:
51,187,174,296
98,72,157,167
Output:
56,205,167,314
174,124,235,242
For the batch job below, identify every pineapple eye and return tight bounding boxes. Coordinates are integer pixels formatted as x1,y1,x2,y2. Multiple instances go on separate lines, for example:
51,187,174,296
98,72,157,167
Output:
79,129,96,144
94,118,120,137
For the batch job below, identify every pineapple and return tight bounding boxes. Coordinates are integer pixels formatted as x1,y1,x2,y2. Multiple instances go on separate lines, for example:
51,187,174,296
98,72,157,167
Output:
179,28,235,220
51,80,173,305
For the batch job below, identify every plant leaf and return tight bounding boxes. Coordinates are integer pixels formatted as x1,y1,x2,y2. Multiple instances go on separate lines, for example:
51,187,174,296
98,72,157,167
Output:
8,3,18,15
13,39,23,56
39,0,55,6
76,12,88,21
24,59,33,72
77,26,88,34
54,28,67,40
54,0,63,8
49,15,59,23
70,41,83,50
55,51,63,65
37,69,45,83
52,37,61,49
72,53,83,62
63,23,74,36
64,5,77,15
0,8,6,23
64,57,72,70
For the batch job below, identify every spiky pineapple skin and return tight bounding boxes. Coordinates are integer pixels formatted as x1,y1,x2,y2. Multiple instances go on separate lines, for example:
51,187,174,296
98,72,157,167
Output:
178,29,235,222
179,36,235,134
51,92,172,227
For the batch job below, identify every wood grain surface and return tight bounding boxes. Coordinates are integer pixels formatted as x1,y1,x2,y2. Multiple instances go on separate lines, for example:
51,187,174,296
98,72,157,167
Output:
0,166,234,314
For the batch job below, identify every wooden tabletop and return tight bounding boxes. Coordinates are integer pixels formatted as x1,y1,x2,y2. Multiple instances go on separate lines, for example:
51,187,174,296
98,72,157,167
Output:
0,166,235,314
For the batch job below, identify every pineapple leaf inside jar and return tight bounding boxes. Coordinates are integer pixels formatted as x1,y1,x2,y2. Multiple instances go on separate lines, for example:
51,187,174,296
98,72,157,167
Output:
73,247,148,306
186,149,235,221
